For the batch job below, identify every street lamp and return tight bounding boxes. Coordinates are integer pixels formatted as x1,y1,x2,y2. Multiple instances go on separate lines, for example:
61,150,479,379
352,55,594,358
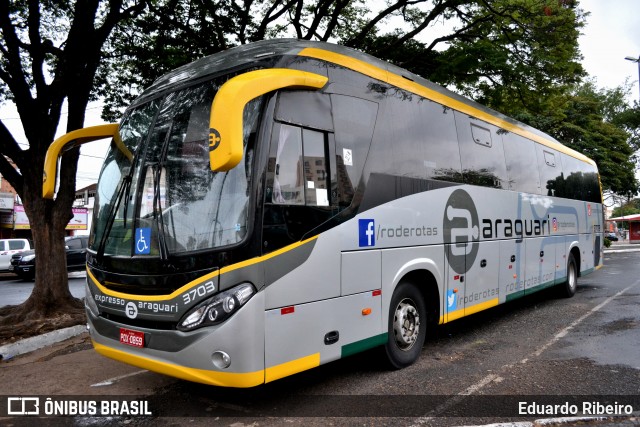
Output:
625,55,640,101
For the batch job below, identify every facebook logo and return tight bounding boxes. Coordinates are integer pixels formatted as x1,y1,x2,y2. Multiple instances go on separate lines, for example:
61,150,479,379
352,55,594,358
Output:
358,219,376,247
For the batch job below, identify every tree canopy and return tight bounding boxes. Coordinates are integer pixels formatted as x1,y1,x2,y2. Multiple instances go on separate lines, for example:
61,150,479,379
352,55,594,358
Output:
97,0,589,121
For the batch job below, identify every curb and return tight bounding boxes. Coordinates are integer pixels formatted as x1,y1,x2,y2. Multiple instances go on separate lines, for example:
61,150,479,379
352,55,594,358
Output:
0,324,86,361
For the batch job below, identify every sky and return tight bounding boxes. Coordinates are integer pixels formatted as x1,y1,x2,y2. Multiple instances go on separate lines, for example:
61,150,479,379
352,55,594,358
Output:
578,0,639,95
0,0,639,190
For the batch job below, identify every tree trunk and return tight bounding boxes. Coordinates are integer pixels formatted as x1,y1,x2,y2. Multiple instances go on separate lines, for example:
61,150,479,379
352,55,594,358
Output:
0,147,84,341
20,219,82,318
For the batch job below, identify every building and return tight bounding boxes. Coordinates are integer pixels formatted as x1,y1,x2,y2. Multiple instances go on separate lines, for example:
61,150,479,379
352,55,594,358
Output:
0,170,91,239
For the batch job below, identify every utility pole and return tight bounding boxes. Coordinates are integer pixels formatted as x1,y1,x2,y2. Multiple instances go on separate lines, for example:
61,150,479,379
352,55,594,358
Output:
625,55,640,101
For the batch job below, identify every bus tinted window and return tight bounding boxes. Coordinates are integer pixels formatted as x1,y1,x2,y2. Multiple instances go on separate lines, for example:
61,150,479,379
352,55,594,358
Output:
272,124,304,205
302,129,330,207
275,91,333,131
270,124,331,207
536,145,564,197
331,94,378,208
367,91,463,184
557,154,600,202
421,102,463,183
502,132,541,194
455,112,508,189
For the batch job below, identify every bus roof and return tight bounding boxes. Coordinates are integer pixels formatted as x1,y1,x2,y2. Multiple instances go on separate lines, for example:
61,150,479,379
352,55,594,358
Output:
140,39,596,168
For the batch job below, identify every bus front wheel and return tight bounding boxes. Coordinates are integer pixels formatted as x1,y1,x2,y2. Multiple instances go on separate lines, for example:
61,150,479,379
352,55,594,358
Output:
384,281,426,369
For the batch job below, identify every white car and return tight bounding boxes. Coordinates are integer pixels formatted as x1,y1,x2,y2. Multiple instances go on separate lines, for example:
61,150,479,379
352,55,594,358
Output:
0,238,31,271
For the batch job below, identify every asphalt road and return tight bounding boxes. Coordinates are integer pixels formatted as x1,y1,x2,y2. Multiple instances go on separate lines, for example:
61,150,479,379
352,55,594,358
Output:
0,272,86,307
1,251,639,426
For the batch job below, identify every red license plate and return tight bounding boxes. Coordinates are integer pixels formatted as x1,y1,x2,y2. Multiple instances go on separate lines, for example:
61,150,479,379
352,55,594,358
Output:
119,328,144,348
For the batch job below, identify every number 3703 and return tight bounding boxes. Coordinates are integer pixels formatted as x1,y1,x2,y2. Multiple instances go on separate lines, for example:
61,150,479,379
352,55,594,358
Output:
182,281,216,304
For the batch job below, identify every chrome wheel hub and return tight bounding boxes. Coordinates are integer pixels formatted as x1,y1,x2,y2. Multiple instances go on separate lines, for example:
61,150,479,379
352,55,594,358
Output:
393,298,420,351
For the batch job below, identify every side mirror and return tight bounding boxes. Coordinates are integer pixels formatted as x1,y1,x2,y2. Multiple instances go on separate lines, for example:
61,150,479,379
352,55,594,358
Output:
43,124,119,199
208,69,327,172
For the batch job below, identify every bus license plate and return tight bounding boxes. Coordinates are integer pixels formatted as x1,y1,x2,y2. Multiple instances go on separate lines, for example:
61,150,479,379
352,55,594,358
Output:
119,328,144,348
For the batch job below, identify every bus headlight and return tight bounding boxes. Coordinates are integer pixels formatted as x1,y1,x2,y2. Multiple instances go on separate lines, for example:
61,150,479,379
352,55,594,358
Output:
178,283,255,331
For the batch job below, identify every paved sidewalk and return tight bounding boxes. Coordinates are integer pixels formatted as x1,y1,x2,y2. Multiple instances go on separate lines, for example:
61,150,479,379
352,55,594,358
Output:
604,240,640,253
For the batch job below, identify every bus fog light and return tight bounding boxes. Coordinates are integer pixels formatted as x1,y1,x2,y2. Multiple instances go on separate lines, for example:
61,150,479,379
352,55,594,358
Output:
212,351,231,369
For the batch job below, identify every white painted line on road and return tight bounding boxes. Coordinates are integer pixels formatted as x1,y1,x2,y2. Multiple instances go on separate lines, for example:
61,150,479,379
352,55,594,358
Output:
91,369,147,387
460,374,501,396
411,281,640,426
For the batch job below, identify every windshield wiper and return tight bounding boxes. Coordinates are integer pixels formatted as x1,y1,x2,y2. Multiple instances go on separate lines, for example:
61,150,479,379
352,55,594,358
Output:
152,123,173,261
96,173,132,261
152,163,169,260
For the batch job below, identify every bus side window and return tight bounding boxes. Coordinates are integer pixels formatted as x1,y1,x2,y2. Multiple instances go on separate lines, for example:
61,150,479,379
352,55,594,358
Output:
558,153,599,202
272,124,305,205
264,122,334,252
331,94,378,209
502,132,541,194
454,112,508,189
301,128,330,207
271,124,330,207
535,146,564,197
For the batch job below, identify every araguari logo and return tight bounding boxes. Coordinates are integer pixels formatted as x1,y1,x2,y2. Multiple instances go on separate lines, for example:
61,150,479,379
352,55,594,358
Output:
443,189,479,274
443,189,552,274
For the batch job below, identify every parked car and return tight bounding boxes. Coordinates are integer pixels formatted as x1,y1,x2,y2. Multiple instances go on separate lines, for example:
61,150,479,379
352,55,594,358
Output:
10,236,89,280
0,238,32,272
605,232,619,241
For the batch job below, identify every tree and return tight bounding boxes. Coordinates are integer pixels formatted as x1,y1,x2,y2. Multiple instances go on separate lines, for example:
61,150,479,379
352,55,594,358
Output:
97,0,588,121
611,199,640,219
507,81,639,203
0,1,145,336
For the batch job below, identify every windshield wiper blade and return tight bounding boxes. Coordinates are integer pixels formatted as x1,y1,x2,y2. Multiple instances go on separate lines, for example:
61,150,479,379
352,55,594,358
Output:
152,163,169,260
152,122,173,262
96,173,132,260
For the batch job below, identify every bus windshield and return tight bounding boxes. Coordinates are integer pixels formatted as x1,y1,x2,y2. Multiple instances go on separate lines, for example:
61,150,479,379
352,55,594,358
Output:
90,79,263,258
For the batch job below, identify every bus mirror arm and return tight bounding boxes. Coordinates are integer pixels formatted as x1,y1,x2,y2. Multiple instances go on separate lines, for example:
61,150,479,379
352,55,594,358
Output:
208,69,328,172
43,123,120,199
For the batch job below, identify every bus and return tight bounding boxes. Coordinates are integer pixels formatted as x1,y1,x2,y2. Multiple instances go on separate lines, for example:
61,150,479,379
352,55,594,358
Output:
44,39,603,387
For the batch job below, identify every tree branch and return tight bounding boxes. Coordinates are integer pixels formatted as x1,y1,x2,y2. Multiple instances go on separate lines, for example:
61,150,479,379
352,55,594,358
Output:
0,120,24,195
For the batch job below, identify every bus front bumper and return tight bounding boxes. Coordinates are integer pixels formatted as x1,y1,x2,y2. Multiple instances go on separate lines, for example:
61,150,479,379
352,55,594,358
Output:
87,291,266,388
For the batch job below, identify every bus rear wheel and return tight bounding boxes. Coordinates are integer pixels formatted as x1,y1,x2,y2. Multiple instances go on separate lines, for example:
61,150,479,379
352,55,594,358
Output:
559,253,578,298
384,281,426,369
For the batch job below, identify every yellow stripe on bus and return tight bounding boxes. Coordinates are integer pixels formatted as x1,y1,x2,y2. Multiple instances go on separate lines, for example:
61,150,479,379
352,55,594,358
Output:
92,340,264,388
444,298,500,323
87,235,319,302
264,353,321,383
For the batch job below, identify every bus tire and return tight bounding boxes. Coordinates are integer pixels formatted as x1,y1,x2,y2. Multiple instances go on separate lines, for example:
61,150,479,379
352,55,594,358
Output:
559,253,578,298
384,281,426,369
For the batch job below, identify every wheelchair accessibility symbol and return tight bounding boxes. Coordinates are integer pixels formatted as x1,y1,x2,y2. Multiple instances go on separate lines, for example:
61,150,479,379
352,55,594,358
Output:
135,227,151,255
